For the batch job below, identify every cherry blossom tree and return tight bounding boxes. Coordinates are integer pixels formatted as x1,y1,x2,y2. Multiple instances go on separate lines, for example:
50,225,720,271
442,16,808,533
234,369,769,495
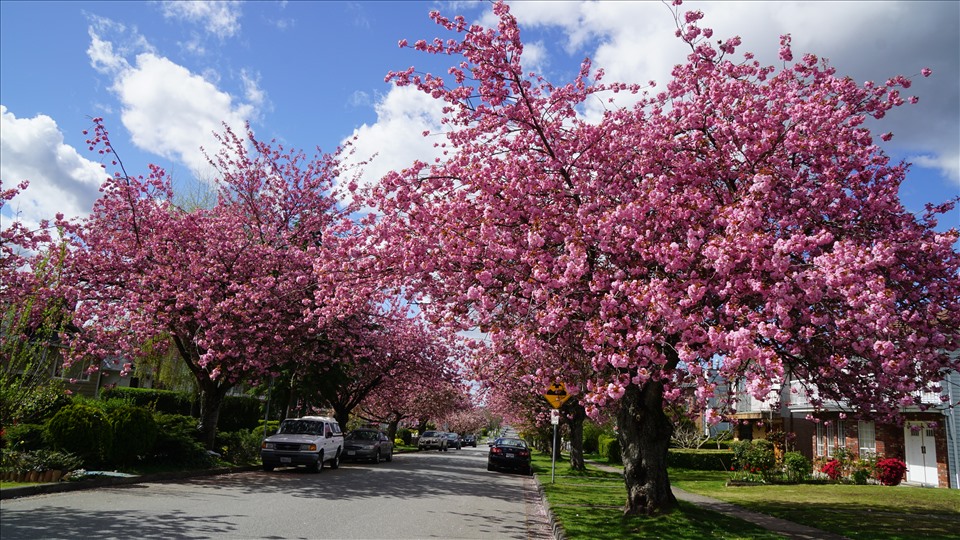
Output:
360,1,960,515
61,120,360,448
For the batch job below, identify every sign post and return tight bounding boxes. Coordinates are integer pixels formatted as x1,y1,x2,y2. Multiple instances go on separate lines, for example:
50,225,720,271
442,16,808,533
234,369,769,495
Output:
543,383,571,484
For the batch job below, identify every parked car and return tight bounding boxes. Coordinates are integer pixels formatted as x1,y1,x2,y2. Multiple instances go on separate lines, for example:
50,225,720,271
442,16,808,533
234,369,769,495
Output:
261,416,343,473
487,437,532,475
462,434,477,447
418,430,448,451
343,428,394,463
443,432,462,450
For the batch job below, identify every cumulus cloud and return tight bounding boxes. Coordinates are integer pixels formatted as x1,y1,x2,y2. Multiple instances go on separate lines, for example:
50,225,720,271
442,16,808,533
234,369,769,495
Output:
87,19,263,180
0,106,106,226
159,0,242,40
339,86,447,200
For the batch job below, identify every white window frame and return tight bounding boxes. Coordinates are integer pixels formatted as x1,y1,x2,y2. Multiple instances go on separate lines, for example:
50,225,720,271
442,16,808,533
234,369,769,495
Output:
858,421,876,457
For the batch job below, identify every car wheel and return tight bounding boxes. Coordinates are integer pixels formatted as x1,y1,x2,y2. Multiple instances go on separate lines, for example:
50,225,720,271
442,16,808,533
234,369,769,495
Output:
386,450,393,462
262,464,275,472
487,463,495,472
527,466,534,476
310,452,322,473
330,450,341,469
373,450,381,464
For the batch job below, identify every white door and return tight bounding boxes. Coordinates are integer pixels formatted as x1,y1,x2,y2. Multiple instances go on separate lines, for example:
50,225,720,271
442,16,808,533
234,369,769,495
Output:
904,422,939,487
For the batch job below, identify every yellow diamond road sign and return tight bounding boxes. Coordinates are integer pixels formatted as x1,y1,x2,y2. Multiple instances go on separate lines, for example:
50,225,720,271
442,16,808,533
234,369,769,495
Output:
544,382,571,409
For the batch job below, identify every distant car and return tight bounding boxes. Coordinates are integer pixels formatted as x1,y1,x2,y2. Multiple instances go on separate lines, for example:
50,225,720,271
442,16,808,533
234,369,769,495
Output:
260,416,343,473
343,428,394,463
418,430,448,451
443,432,462,450
462,434,477,447
487,437,532,475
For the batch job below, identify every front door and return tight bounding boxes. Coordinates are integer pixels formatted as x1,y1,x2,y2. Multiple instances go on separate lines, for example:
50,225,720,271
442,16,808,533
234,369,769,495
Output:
904,422,939,487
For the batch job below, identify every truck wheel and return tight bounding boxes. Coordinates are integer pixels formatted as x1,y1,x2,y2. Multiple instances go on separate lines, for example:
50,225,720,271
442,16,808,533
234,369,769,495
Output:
330,450,341,469
313,451,324,473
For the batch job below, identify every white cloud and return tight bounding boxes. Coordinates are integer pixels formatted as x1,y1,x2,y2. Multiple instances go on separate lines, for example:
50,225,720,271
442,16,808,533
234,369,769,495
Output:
160,0,242,40
0,106,106,226
87,21,263,180
339,86,448,200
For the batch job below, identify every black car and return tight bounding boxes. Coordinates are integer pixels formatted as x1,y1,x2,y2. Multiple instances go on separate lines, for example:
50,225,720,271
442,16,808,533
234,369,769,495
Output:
343,428,394,463
462,434,477,447
487,437,532,475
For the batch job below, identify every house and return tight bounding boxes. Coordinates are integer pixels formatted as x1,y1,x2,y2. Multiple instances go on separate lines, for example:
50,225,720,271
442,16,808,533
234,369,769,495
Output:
730,370,957,489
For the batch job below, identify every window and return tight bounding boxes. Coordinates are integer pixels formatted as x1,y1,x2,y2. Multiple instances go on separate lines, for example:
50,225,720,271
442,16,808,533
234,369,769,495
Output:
858,421,876,457
825,423,836,457
53,360,92,382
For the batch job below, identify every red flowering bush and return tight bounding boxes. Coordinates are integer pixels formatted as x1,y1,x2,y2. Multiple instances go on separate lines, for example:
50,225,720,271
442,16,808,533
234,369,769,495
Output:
875,458,907,486
821,459,843,480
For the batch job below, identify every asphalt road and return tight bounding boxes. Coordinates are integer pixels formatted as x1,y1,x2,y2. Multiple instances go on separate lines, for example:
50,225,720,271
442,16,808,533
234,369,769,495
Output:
0,445,553,539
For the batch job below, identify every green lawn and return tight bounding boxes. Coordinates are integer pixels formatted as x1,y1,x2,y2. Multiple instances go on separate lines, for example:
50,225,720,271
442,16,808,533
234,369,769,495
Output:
535,453,960,540
671,469,960,540
533,453,783,539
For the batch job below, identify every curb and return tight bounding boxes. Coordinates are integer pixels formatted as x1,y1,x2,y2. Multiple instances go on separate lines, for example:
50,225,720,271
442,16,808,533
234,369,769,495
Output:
533,474,567,540
0,465,259,500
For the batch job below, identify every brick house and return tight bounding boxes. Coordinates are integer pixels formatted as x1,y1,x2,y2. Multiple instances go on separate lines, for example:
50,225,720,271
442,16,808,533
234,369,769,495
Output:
730,371,957,489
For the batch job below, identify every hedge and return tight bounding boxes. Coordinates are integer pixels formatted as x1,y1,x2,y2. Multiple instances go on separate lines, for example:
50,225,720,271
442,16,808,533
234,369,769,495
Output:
598,435,622,464
101,387,193,415
667,448,735,471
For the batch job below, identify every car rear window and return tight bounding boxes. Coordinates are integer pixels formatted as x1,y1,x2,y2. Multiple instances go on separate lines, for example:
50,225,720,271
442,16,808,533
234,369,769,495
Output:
422,431,439,437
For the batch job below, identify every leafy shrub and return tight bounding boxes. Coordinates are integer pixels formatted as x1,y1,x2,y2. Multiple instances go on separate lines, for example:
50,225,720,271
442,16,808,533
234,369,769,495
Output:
730,439,776,480
2,423,47,451
875,458,907,486
394,438,404,446
101,387,194,415
256,419,280,439
215,429,262,465
150,413,213,468
583,421,609,454
852,468,871,485
109,404,159,465
3,380,73,425
667,448,734,470
821,459,843,480
218,395,263,431
398,428,412,446
783,451,812,482
598,435,622,464
46,402,113,466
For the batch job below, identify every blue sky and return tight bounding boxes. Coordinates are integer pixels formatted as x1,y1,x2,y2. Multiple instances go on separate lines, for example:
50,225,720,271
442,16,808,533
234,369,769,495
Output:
2,1,958,233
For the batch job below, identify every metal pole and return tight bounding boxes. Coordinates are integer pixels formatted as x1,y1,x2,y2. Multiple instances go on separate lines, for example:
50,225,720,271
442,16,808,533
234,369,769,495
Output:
551,422,557,484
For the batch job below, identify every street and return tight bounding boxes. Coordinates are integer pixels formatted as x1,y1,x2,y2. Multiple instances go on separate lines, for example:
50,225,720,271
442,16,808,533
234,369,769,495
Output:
0,445,553,539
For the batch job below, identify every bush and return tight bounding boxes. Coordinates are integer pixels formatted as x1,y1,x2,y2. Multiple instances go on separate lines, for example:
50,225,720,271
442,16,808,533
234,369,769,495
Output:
398,428,413,446
668,448,735,470
730,439,776,480
598,435,622,464
101,387,193,415
875,458,907,486
821,459,843,480
395,438,404,446
46,402,113,466
256,420,280,439
150,413,213,468
583,421,609,454
783,451,812,482
218,395,263,432
215,429,262,466
109,404,159,465
2,423,47,451
3,380,73,425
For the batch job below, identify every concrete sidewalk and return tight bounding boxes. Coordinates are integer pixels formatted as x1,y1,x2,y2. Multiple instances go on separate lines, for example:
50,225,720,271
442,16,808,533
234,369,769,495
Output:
586,461,849,540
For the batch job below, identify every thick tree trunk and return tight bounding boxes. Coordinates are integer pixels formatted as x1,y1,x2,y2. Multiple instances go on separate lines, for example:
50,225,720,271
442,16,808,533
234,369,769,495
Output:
333,405,350,431
566,401,586,471
387,415,401,442
617,381,678,515
197,380,230,450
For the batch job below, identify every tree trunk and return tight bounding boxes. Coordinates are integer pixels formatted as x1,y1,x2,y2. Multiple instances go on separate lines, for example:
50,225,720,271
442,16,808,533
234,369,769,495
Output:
566,401,586,470
387,415,401,442
197,379,231,450
617,381,678,515
332,405,350,431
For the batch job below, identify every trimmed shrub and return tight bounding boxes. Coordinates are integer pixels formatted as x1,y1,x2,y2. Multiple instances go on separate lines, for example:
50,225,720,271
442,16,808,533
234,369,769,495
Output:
46,402,113,466
875,458,907,486
151,413,213,468
583,421,609,454
109,404,159,465
218,395,263,431
101,387,193,415
398,428,412,446
598,435,622,464
668,448,735,470
2,423,47,451
783,451,812,482
730,439,777,479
